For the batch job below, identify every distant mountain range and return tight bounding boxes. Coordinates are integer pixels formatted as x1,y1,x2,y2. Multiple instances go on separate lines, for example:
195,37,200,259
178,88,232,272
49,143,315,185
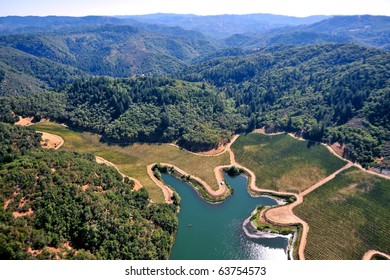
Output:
0,22,215,86
228,15,390,50
0,13,389,169
0,13,389,262
125,13,331,38
0,14,329,37
0,14,388,88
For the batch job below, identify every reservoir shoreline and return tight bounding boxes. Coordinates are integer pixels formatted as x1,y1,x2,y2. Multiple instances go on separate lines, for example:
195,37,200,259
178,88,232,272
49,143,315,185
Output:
162,172,291,260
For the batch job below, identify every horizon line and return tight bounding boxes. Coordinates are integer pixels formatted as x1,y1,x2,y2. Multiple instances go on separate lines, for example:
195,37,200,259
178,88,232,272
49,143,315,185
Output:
1,12,389,18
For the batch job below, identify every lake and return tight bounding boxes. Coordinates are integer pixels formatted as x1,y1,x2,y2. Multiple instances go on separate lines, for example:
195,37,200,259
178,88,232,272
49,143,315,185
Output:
162,172,290,260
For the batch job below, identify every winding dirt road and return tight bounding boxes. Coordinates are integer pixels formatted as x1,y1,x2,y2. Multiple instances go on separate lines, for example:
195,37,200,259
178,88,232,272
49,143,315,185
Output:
35,129,143,191
146,136,240,203
362,250,390,260
95,156,143,191
148,131,389,260
252,130,389,260
146,164,175,203
263,162,353,259
31,127,389,260
147,163,230,203
38,131,143,191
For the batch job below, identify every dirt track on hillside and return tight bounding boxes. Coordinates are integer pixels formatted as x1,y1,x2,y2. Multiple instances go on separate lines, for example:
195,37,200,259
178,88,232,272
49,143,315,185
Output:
252,129,389,259
362,250,390,260
32,128,389,259
95,156,143,191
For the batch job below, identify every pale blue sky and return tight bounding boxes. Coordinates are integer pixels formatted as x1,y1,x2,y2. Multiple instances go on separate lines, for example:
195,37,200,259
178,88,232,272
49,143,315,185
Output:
1,0,389,17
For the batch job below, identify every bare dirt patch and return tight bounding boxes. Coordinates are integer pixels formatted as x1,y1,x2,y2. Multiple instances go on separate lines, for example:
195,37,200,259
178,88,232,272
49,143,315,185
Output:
28,247,43,257
18,197,30,208
27,242,75,259
15,116,34,126
4,191,19,210
13,208,34,218
39,131,64,150
4,198,12,210
253,128,266,134
330,142,345,157
253,127,284,135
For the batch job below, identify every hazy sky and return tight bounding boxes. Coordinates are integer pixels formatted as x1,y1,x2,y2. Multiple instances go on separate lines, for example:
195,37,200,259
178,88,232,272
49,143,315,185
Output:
1,0,390,17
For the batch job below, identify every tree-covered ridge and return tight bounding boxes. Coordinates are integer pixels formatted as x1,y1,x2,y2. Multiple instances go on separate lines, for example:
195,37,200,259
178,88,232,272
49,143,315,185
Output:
222,15,390,50
178,43,390,168
0,123,177,259
0,47,87,97
61,76,246,151
0,22,216,97
290,15,390,50
1,74,246,152
0,24,215,78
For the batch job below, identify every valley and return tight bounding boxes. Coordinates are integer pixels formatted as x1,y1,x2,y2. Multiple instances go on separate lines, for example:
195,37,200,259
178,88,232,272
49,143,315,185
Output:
0,12,389,260
25,120,390,260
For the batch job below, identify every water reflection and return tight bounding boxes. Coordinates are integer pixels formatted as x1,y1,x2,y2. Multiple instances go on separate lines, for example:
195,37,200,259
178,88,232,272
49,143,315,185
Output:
163,172,290,260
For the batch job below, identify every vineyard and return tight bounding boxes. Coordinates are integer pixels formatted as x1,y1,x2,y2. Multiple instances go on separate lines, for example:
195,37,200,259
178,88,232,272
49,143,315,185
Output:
231,133,346,193
294,167,390,259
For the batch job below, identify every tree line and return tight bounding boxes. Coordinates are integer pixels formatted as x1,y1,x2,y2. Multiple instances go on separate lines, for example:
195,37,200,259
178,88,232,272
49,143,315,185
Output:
178,43,390,169
0,122,178,259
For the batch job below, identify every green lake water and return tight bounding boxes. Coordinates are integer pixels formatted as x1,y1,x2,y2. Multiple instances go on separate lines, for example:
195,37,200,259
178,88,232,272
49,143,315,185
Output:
162,173,290,260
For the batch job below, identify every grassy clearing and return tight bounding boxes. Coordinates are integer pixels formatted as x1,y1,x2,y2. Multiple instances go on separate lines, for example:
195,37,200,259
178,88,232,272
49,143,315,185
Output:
231,133,346,193
32,122,230,202
294,167,390,259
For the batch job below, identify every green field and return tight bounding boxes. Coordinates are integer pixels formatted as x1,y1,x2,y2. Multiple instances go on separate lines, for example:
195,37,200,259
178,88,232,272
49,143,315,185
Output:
32,122,230,202
294,167,390,259
231,133,347,193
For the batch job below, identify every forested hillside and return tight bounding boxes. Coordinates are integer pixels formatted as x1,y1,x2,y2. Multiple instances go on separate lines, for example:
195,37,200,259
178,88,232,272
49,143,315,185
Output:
0,15,389,169
288,15,390,49
127,13,329,39
178,43,390,168
0,16,132,34
0,123,177,259
0,14,389,261
0,24,215,78
0,46,86,94
222,15,390,50
3,76,246,151
63,77,244,151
